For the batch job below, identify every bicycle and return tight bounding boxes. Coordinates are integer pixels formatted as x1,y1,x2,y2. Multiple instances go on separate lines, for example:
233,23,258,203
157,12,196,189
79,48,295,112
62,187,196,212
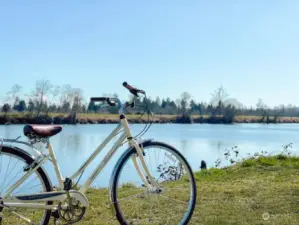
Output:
0,82,197,225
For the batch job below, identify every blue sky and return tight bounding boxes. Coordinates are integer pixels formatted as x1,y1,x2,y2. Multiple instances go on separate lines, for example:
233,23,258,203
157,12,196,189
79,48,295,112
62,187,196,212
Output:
0,1,298,107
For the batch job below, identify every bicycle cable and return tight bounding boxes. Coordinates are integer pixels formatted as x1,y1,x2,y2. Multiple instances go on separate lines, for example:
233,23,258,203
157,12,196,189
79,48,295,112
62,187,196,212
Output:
72,169,85,189
134,95,153,138
119,94,153,145
112,100,148,137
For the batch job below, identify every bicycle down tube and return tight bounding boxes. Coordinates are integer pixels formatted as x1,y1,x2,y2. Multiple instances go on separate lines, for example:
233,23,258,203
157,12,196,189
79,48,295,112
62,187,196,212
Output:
2,117,158,210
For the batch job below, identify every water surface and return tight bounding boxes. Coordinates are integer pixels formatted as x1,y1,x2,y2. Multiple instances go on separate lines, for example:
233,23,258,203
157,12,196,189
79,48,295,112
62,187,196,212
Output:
1,123,299,187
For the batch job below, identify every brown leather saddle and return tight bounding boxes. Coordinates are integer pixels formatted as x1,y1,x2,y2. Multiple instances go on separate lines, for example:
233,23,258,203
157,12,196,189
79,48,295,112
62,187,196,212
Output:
24,125,62,138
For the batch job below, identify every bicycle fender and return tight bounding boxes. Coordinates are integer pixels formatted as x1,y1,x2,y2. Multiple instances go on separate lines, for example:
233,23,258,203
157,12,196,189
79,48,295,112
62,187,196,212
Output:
1,145,53,191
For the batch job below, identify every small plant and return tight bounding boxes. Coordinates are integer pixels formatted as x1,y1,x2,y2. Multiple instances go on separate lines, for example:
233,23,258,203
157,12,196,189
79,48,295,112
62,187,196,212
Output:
157,162,184,181
214,145,241,168
214,159,221,168
281,143,293,156
213,143,294,169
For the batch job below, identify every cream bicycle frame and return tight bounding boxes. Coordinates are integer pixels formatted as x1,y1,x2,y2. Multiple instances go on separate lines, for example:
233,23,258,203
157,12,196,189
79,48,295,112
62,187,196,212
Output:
2,115,158,211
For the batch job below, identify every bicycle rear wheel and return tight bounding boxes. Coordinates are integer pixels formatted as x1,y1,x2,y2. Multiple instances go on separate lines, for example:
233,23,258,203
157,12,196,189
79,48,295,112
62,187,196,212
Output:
0,146,52,225
111,141,196,225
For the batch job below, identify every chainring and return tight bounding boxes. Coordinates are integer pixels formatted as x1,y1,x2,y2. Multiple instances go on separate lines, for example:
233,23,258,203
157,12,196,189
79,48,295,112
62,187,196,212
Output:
57,197,86,224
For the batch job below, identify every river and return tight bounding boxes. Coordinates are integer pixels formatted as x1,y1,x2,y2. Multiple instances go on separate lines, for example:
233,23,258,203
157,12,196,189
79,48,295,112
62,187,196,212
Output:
1,123,299,187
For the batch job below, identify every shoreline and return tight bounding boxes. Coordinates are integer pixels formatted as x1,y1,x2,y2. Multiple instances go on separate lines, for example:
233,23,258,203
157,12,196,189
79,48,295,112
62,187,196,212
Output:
7,155,299,224
1,113,299,125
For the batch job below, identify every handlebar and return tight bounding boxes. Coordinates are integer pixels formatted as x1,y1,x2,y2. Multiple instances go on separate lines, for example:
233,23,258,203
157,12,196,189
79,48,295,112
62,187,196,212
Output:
123,82,145,96
90,97,117,106
90,82,145,114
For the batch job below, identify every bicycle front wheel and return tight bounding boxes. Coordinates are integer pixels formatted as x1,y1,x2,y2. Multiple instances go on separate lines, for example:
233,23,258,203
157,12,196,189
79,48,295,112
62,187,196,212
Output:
111,141,196,225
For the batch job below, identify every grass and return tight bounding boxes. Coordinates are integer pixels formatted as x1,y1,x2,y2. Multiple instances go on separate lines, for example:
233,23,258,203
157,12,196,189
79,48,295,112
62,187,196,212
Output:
4,155,299,225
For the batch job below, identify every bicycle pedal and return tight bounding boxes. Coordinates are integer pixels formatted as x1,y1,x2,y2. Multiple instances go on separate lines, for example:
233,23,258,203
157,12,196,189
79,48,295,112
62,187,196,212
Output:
51,210,60,219
53,218,64,225
53,217,66,225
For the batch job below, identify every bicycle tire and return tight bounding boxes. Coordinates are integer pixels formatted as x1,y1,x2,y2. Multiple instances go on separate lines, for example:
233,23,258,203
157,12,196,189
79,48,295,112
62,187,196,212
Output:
111,141,197,225
0,145,53,225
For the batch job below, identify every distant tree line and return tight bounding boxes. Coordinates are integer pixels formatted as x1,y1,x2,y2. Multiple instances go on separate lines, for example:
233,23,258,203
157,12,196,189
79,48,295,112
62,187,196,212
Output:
1,81,299,123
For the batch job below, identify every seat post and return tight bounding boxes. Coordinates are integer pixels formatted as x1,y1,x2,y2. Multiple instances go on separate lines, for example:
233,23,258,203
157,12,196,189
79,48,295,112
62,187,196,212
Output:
47,140,64,188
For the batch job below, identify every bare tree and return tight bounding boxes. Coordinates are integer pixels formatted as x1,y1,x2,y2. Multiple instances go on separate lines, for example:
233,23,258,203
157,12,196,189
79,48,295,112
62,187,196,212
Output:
59,84,72,113
287,104,297,119
175,99,181,113
70,88,84,113
31,80,53,116
45,85,60,115
69,88,84,124
256,99,267,110
272,104,285,122
180,92,191,114
210,86,229,115
7,84,22,104
256,99,268,122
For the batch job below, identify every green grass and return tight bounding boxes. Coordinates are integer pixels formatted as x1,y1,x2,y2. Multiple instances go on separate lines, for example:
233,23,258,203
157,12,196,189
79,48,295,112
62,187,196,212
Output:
4,155,299,224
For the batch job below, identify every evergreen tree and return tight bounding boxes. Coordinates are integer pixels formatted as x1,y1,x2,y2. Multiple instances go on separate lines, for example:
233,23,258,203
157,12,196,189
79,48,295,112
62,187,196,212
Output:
87,101,96,112
2,104,11,115
15,100,26,112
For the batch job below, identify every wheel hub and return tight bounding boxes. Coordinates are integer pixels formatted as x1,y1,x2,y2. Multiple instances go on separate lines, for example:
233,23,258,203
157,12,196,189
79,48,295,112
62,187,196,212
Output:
148,187,162,194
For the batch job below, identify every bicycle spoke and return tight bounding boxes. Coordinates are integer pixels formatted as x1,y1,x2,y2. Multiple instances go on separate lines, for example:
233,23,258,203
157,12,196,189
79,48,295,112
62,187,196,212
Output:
14,183,42,195
117,191,145,203
0,148,51,225
163,187,190,191
118,187,146,197
0,152,2,174
19,175,40,189
114,143,196,225
0,156,12,195
148,148,153,175
159,194,189,205
6,158,21,179
3,167,28,194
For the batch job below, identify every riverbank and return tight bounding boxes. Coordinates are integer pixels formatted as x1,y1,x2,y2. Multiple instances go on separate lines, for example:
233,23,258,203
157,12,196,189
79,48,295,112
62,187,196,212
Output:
1,113,299,124
7,155,299,224
83,155,299,224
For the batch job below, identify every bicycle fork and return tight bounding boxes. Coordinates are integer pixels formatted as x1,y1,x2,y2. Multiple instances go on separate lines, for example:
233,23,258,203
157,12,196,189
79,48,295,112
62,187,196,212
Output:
130,141,160,190
121,117,160,190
